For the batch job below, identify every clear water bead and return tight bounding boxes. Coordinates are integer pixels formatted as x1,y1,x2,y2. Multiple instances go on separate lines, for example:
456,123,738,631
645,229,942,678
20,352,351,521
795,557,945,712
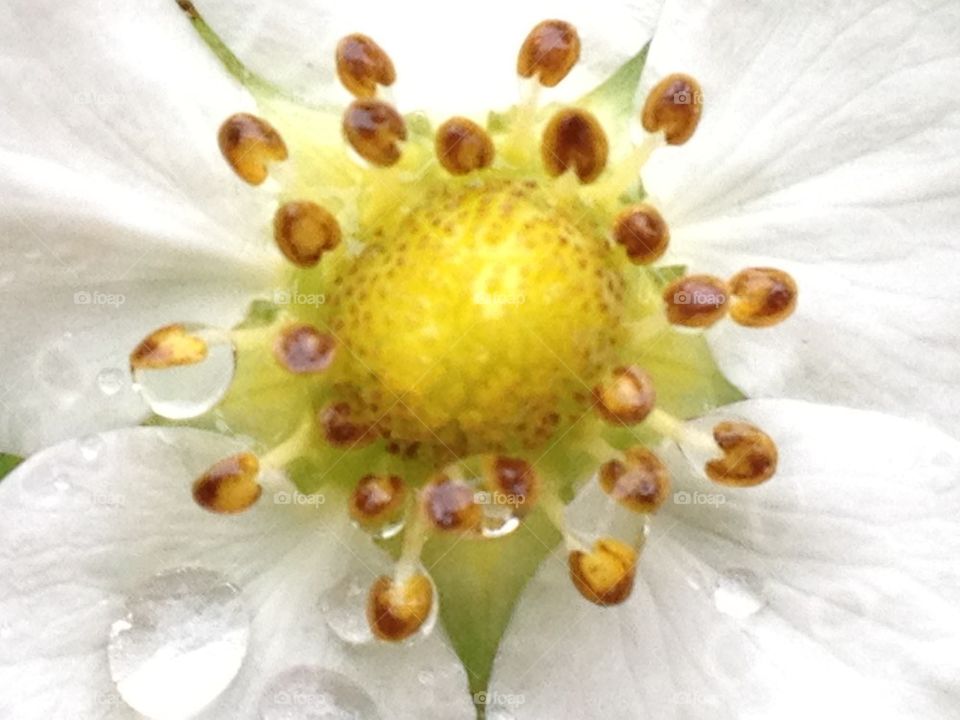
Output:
132,324,236,420
258,666,382,720
712,568,767,618
318,573,375,646
108,567,250,719
97,367,126,396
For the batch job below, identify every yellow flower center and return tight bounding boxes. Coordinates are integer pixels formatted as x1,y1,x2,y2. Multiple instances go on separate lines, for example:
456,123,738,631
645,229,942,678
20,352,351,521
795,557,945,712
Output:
330,179,625,455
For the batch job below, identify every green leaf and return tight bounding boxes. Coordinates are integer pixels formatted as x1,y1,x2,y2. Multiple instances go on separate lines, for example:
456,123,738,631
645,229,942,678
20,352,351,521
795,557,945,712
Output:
0,453,23,481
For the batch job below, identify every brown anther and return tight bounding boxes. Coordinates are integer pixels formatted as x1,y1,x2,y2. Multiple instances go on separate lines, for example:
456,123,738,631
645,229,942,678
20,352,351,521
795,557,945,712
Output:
541,108,608,183
662,275,729,328
706,421,778,486
130,324,208,370
641,73,703,145
273,201,342,268
435,117,495,176
349,474,407,527
728,267,798,327
343,100,407,167
336,33,396,98
568,538,637,606
517,19,581,87
422,474,483,533
217,113,288,185
367,573,434,642
593,366,656,425
613,204,670,264
273,324,336,374
318,402,376,448
484,456,539,515
192,452,262,514
599,447,671,514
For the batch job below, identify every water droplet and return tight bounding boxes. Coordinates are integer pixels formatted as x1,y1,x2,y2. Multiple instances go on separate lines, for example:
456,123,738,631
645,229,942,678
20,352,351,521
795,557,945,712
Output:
712,568,766,618
417,670,435,686
132,325,236,420
108,567,250,719
79,435,105,462
479,502,522,539
97,367,126,396
19,469,72,506
318,573,375,646
351,513,406,541
35,338,82,393
258,666,382,720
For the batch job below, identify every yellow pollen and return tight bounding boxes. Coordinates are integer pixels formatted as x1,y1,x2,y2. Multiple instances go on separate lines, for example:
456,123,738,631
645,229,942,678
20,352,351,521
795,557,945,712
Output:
329,180,626,455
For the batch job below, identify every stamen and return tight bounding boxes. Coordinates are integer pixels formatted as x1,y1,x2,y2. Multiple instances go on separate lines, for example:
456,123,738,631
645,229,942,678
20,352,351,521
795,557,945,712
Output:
613,204,670,264
192,452,262,514
728,267,798,327
598,447,670,514
273,323,336,374
435,117,495,176
336,33,396,99
483,456,539,516
273,201,342,268
641,74,703,145
594,366,656,425
130,324,208,370
349,473,407,529
260,414,318,470
568,538,637,606
662,275,729,328
318,402,377,448
541,108,609,183
517,19,581,87
366,573,434,642
422,473,483,533
342,100,407,167
217,113,288,185
706,421,778,486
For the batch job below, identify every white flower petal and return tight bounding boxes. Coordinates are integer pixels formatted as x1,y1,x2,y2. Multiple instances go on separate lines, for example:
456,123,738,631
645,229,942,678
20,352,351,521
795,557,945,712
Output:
193,0,664,115
0,0,283,454
489,400,960,719
0,427,472,719
639,0,960,434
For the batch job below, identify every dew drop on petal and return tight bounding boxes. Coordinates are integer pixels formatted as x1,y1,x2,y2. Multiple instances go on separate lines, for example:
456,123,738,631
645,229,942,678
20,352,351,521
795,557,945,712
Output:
712,568,766,618
19,469,72,506
79,434,105,462
97,367,126,396
417,670,434,686
132,325,236,420
108,567,250,719
258,666,382,720
35,335,82,394
318,573,376,646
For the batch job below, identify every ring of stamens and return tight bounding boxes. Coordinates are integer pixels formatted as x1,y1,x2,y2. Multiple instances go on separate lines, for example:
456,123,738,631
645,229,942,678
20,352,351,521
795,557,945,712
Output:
162,9,800,634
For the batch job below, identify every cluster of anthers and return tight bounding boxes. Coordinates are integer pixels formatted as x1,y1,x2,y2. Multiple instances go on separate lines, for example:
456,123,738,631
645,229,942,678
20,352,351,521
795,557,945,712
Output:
130,18,796,642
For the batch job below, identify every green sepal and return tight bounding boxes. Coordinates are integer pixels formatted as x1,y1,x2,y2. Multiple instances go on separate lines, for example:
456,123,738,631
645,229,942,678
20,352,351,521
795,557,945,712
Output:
0,453,23,481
